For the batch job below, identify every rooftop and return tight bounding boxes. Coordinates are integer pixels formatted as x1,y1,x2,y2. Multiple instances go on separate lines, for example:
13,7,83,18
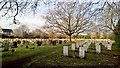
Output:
2,29,13,33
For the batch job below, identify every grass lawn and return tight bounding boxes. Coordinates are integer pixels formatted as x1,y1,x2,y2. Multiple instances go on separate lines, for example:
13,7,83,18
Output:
1,42,120,68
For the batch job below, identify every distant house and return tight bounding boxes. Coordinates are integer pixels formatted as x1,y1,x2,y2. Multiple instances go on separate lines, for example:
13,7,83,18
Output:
0,28,13,36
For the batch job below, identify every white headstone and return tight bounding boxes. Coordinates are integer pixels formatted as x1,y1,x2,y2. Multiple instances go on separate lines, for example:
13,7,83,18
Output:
79,47,85,58
107,42,112,50
107,41,113,50
107,45,111,50
83,44,88,52
92,40,95,43
63,46,68,56
95,42,100,46
71,44,75,51
76,43,79,48
96,45,101,53
80,41,85,47
79,42,82,46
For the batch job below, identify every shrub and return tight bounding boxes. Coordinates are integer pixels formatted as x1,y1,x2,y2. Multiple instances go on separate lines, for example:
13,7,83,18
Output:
113,42,120,47
115,35,120,43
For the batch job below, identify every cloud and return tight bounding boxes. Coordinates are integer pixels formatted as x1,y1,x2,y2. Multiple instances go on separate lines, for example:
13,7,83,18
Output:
0,1,48,30
17,15,45,29
0,15,45,30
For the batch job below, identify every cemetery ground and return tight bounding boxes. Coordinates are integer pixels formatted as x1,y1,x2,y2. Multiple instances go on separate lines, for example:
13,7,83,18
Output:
1,42,120,68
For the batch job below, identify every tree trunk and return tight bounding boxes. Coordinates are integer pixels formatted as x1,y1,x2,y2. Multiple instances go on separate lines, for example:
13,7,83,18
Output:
69,35,72,42
75,37,77,42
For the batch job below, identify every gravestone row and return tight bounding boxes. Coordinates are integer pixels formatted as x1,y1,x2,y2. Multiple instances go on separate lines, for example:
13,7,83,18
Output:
1,39,69,52
63,39,114,58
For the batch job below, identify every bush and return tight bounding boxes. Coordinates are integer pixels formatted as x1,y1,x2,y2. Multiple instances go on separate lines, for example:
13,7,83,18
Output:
115,35,120,43
113,42,120,47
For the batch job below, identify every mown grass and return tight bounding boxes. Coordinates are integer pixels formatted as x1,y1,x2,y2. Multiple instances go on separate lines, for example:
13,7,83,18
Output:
27,42,120,68
2,44,59,63
1,42,120,68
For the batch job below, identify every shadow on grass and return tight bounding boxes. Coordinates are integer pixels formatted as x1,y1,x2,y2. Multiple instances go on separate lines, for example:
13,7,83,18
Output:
27,63,119,68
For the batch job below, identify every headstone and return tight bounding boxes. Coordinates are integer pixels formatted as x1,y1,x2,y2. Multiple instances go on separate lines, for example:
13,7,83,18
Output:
71,44,75,51
36,41,42,46
80,41,84,47
20,41,23,46
59,40,62,44
17,40,21,44
79,47,85,58
52,40,56,45
95,41,100,46
63,46,68,56
91,39,94,43
13,42,18,48
83,44,88,52
64,40,66,43
96,45,101,53
26,45,28,48
76,43,79,48
107,42,112,50
11,49,16,52
23,40,26,44
107,45,111,50
79,42,82,47
106,41,113,50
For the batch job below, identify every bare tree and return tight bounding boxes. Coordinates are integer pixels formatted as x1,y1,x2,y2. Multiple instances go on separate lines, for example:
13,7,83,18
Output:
32,29,42,38
13,25,29,37
95,1,119,35
43,1,95,41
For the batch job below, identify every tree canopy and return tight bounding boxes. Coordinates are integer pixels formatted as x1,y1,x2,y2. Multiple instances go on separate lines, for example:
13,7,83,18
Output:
43,2,96,41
